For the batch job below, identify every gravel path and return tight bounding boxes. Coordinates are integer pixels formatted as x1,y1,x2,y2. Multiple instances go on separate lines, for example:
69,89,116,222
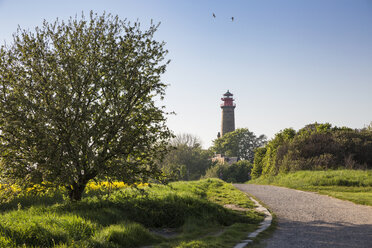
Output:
234,184,372,248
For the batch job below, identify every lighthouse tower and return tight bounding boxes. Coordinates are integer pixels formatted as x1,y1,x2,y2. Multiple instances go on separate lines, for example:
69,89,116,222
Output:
220,90,236,137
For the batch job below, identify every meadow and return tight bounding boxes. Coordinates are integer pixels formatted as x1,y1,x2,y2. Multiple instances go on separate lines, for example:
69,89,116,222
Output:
0,179,264,247
249,170,372,206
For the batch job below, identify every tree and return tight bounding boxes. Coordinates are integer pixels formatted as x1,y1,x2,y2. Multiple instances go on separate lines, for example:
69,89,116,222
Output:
203,160,252,183
0,12,173,201
364,121,372,132
211,128,266,162
170,133,202,148
251,147,266,179
161,134,214,180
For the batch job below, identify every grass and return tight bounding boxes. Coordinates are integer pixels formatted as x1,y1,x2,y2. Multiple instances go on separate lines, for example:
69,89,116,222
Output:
0,179,264,247
233,192,277,248
249,170,372,206
91,222,162,248
248,213,277,248
160,222,258,248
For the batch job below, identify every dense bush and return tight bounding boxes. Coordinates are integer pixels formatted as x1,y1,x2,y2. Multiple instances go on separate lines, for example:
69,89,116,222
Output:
204,160,253,183
253,123,372,178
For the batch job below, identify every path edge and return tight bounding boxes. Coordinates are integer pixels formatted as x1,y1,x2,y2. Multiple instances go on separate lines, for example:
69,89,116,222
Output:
233,195,273,248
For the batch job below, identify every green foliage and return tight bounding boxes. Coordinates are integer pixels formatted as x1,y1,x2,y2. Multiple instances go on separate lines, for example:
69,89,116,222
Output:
0,12,173,201
249,170,372,206
364,121,372,132
211,128,266,162
0,179,263,247
161,134,214,180
251,147,266,179
259,128,296,177
252,123,372,178
91,222,161,248
204,160,253,183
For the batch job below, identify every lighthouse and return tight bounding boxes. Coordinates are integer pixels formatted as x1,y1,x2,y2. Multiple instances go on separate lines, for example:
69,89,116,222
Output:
220,90,236,137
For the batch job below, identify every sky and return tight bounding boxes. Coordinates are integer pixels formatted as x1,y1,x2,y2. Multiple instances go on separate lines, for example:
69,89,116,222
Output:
0,0,371,148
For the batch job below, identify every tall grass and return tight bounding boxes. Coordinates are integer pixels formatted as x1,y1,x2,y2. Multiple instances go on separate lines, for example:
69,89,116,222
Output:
0,179,263,247
250,170,372,187
249,170,372,205
91,222,162,248
0,209,94,247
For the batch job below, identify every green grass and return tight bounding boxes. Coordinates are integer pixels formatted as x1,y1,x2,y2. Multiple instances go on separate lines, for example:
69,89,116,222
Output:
249,170,372,206
158,222,258,248
91,222,162,248
0,179,264,247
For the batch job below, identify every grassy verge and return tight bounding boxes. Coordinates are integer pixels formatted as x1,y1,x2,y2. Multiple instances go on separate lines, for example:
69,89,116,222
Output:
240,192,277,248
0,179,264,247
249,170,372,206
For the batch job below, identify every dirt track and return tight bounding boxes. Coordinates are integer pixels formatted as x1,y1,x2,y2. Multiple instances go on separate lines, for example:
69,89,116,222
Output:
234,184,372,248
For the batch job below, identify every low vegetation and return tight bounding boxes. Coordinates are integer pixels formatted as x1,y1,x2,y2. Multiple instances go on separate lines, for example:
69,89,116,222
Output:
0,179,264,247
249,170,372,205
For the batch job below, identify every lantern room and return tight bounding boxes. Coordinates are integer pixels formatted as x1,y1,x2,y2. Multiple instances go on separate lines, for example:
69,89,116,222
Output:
221,90,235,107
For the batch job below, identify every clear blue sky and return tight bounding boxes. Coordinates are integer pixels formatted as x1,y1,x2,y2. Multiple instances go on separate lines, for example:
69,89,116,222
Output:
1,0,371,147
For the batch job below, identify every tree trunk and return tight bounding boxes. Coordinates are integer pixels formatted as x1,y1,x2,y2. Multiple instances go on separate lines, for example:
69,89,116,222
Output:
68,181,87,201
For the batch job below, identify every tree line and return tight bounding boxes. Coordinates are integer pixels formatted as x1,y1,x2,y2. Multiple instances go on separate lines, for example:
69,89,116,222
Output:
160,129,266,183
163,122,372,183
252,123,372,179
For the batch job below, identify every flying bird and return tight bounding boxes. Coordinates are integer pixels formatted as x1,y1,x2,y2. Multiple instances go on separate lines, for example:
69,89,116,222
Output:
231,17,234,21
213,13,216,18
